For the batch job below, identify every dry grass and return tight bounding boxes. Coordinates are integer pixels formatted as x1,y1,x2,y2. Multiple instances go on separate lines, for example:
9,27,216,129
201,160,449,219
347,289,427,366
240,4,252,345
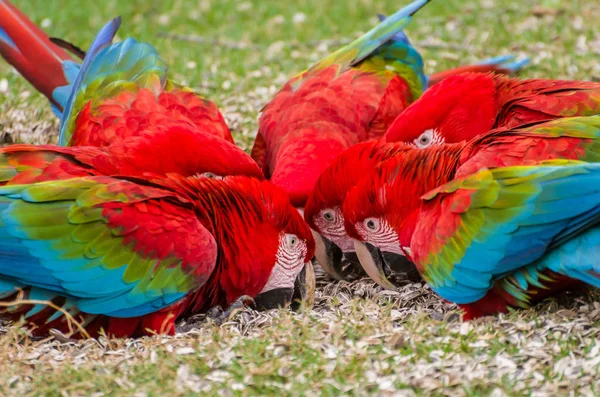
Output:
1,269,600,396
2,0,600,395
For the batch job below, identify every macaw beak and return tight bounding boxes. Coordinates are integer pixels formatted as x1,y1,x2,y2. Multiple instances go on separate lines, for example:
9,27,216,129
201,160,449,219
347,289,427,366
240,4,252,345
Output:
313,231,366,281
254,287,294,310
291,260,316,310
255,260,316,311
353,240,421,290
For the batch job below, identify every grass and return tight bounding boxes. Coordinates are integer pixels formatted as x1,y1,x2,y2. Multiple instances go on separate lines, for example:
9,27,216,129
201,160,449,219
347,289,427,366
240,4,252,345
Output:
1,0,600,395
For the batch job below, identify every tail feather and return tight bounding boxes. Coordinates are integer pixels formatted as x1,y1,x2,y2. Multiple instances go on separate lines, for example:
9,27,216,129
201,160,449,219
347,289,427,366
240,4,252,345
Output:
310,0,431,73
59,17,170,146
0,0,78,114
376,14,412,45
347,0,431,66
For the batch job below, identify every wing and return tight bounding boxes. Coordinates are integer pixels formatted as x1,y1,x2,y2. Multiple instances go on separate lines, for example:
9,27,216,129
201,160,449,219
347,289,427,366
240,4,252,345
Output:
0,176,216,318
0,130,262,186
495,78,600,129
411,161,600,304
60,17,124,143
458,116,600,177
0,144,104,184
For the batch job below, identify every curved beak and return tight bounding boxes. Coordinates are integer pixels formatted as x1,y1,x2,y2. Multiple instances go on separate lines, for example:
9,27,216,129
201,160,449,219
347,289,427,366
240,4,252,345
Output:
291,260,316,310
254,288,294,310
313,231,366,281
353,240,421,290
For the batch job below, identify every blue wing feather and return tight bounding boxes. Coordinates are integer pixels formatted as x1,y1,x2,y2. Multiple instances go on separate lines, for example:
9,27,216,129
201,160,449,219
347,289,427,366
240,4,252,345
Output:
0,178,210,320
422,163,600,303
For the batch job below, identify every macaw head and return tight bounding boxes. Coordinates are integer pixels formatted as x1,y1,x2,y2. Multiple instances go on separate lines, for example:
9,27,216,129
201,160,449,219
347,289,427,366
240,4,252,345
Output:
342,146,458,289
191,175,315,312
384,72,498,147
304,140,410,280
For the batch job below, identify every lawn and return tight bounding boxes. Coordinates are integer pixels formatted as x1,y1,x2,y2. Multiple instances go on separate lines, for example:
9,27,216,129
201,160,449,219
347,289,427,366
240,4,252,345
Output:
1,0,600,395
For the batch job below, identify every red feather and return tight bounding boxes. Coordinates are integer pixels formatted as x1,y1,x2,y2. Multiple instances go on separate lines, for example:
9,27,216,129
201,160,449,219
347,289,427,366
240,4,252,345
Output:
255,66,408,207
343,119,600,317
0,0,74,111
385,72,600,144
71,88,233,148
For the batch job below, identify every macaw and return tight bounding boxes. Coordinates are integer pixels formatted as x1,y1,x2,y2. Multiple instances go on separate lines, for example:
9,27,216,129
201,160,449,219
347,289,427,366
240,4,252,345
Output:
251,0,528,209
304,72,600,281
304,140,413,280
384,72,600,147
343,115,600,318
0,4,233,149
0,143,315,338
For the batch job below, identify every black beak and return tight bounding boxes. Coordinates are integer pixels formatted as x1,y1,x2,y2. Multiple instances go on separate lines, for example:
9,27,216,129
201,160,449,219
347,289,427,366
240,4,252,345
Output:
354,240,421,290
254,288,295,310
291,260,316,311
313,231,366,281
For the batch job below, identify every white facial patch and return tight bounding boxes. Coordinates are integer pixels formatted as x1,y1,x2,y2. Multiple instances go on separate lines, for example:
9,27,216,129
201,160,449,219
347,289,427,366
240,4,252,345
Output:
411,129,444,149
328,235,356,252
261,234,307,293
357,217,403,255
260,260,299,292
313,207,354,251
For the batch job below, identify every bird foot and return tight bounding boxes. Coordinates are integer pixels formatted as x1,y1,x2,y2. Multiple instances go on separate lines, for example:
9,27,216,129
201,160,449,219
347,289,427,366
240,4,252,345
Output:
176,295,256,333
209,295,255,325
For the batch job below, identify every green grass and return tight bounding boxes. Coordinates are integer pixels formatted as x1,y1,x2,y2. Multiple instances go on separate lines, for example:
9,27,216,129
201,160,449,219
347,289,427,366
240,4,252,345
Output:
2,0,600,395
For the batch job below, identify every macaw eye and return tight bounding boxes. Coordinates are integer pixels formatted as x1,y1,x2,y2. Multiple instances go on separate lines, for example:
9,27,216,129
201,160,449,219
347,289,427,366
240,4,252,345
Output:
286,234,299,248
413,129,434,149
323,210,335,222
199,172,223,179
364,218,379,231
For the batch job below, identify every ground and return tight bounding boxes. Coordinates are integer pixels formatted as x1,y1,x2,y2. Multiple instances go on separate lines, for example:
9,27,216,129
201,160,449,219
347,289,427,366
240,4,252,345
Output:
1,0,600,395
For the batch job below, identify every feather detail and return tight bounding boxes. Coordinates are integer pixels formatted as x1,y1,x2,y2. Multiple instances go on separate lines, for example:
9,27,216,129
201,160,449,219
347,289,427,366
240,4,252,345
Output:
0,0,77,114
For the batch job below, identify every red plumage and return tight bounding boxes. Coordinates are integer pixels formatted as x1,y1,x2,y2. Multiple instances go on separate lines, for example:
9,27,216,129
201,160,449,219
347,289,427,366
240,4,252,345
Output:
0,145,314,337
1,125,262,184
71,88,234,147
0,0,74,111
385,72,600,145
342,117,600,317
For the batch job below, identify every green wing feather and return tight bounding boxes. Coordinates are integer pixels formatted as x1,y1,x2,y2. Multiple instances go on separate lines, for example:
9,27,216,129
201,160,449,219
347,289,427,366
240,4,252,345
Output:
413,160,600,304
0,177,216,317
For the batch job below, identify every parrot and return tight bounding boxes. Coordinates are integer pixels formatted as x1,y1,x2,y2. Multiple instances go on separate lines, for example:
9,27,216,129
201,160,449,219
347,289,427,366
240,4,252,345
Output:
0,143,315,338
303,140,412,280
342,115,600,318
251,0,529,210
304,72,600,281
0,5,233,150
384,72,600,147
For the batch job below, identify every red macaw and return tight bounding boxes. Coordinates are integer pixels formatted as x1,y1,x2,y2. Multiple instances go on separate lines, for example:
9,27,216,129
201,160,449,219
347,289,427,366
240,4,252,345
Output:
303,140,412,280
384,72,600,147
251,0,528,209
304,71,600,281
0,5,233,150
342,116,600,318
0,143,315,338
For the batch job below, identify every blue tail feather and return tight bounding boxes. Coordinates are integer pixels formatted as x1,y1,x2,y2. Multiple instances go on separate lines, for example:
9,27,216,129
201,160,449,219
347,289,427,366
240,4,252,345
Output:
59,17,121,145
